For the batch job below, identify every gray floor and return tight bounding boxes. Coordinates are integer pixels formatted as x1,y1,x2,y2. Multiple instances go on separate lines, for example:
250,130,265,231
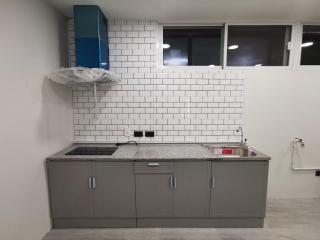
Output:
44,199,320,240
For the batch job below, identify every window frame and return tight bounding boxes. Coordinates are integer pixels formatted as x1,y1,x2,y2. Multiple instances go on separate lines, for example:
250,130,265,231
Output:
223,22,295,70
160,22,320,70
163,27,224,66
295,22,320,69
159,23,225,70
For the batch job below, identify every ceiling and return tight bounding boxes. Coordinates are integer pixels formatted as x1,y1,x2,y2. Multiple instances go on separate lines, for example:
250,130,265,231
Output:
47,0,320,23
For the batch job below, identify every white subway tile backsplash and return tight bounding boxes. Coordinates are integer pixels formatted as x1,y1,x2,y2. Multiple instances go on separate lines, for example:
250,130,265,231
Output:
68,18,244,143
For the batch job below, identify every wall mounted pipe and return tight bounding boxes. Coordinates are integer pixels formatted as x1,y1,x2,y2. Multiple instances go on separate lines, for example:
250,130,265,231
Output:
291,138,320,170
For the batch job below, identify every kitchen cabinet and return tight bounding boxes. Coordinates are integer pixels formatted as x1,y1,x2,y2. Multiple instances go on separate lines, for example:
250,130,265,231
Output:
210,161,268,218
136,173,174,217
135,161,211,218
48,159,269,228
93,162,136,218
135,162,174,217
48,161,136,227
173,162,211,217
48,162,93,218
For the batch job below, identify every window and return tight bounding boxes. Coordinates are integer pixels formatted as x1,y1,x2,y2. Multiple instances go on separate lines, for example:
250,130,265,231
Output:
163,27,223,66
301,25,320,65
227,25,291,66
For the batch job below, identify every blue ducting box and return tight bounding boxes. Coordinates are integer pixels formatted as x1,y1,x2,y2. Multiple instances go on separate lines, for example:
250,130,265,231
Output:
74,5,109,69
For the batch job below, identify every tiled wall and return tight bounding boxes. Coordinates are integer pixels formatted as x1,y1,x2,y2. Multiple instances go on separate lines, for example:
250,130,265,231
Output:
68,19,245,143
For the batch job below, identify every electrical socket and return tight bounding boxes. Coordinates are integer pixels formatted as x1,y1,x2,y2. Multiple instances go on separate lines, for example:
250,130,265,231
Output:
134,131,143,137
145,131,155,137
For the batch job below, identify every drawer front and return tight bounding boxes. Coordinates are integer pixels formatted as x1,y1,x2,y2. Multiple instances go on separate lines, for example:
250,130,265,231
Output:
134,162,174,174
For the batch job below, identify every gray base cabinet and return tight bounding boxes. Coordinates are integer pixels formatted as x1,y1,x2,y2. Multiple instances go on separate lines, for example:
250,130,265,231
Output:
135,162,211,218
210,161,269,218
49,162,93,218
93,162,136,218
136,173,173,217
48,160,269,228
48,161,136,228
173,162,211,217
135,162,174,217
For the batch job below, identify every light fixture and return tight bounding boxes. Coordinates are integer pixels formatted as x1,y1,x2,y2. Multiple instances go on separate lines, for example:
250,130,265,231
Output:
228,45,239,50
162,43,170,49
301,42,314,47
254,64,262,67
208,65,215,68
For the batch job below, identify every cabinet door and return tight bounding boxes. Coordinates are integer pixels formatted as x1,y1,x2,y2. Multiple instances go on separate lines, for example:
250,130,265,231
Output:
210,161,268,217
174,162,211,217
93,162,136,218
48,162,93,218
136,174,173,217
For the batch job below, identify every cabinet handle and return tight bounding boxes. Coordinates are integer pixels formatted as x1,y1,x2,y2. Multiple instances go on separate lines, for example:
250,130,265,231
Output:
211,175,215,189
169,176,173,189
173,176,177,189
147,162,160,167
92,177,96,189
88,177,92,189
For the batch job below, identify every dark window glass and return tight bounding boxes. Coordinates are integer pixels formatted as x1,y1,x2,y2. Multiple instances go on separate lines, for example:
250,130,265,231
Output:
163,27,222,66
301,25,320,65
163,37,188,66
227,26,291,66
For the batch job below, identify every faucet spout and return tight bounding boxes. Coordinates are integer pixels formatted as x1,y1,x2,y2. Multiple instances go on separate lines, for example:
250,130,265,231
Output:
236,126,244,145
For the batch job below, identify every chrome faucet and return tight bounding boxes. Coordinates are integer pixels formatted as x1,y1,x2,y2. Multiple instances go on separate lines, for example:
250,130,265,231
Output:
236,126,246,145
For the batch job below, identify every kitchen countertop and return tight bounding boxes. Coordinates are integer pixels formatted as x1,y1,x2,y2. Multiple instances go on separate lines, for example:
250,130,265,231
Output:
47,143,271,162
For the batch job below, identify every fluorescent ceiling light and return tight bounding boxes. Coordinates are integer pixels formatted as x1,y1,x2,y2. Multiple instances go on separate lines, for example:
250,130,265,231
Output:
162,43,170,49
228,45,239,50
254,64,262,66
208,65,215,67
301,42,314,47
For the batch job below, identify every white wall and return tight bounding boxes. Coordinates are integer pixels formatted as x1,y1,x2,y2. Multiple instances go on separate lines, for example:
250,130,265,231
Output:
0,1,73,239
244,68,320,198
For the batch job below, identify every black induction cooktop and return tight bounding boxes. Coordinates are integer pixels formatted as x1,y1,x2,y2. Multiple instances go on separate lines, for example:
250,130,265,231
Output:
65,146,118,155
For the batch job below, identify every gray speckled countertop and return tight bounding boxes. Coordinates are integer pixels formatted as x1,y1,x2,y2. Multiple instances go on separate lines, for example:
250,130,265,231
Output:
47,143,270,162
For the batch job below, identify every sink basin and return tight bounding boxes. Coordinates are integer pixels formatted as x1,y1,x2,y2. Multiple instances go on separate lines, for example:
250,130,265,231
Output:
204,145,257,157
65,146,118,155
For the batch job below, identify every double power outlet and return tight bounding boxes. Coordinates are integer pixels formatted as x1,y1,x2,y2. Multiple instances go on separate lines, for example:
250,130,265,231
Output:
124,129,155,138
